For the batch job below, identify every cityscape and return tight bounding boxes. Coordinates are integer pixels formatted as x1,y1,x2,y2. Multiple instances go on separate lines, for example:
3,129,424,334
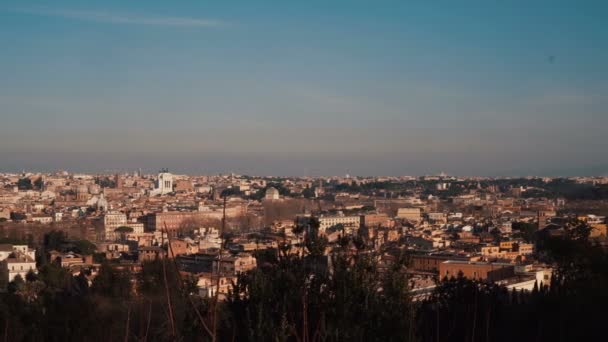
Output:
1,1,607,341
0,171,607,340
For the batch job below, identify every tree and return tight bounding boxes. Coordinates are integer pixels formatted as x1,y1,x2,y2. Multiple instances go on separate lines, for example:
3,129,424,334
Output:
25,270,38,282
44,230,68,251
34,177,44,190
17,178,33,190
7,274,25,293
302,187,315,199
114,226,134,233
511,221,538,243
72,240,97,255
91,262,132,299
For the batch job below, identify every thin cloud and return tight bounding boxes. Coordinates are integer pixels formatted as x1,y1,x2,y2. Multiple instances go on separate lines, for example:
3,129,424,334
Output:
12,7,227,28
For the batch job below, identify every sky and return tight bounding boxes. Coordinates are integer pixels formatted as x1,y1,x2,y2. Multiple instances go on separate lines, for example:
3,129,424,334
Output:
0,0,607,177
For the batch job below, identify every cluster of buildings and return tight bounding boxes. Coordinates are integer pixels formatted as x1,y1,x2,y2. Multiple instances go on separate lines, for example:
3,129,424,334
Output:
0,170,606,297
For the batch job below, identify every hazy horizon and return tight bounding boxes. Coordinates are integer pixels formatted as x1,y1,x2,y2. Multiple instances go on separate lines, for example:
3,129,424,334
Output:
1,1,607,176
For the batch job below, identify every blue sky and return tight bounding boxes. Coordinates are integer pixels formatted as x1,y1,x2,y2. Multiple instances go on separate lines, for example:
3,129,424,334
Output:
0,0,606,176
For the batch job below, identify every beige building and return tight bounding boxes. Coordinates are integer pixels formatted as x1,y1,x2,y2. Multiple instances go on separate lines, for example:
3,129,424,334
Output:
318,215,361,234
397,208,422,222
103,211,127,240
0,244,38,284
3,256,37,283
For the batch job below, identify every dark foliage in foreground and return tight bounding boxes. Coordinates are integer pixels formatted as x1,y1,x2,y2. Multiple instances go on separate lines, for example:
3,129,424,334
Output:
0,225,606,341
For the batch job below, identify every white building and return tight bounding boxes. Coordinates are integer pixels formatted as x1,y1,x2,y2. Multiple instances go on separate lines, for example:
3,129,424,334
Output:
264,187,280,200
0,244,37,284
318,215,361,234
103,211,127,240
4,256,37,282
0,244,35,262
199,227,222,249
30,215,53,224
151,172,174,196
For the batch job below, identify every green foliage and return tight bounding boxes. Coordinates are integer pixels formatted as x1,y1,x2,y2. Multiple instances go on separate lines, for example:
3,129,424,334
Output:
93,252,106,263
95,177,116,188
25,270,38,282
302,186,316,198
0,237,28,245
72,239,97,255
91,263,132,299
225,250,414,341
43,230,68,251
17,178,33,190
220,187,243,197
7,275,25,294
0,217,606,340
418,219,608,342
38,263,71,289
33,177,44,190
42,231,96,255
511,221,538,242
114,226,134,233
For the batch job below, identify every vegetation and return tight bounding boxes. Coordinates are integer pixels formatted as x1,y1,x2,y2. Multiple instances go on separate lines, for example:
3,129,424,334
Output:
33,177,44,190
95,177,116,188
0,225,606,341
17,178,33,190
115,226,135,233
43,230,96,255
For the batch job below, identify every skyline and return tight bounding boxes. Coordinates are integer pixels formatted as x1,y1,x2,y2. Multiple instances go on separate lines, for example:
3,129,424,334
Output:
1,1,607,176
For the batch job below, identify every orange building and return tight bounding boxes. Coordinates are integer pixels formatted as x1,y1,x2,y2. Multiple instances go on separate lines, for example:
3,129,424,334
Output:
410,254,470,273
439,261,514,282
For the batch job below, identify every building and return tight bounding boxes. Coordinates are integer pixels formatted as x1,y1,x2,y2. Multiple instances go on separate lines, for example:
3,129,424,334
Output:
127,223,145,235
168,239,199,258
0,244,36,262
318,215,361,234
30,215,53,224
138,246,166,262
361,213,392,228
397,208,422,222
264,187,280,200
151,172,174,196
481,245,503,258
410,254,471,273
174,179,193,192
148,207,245,234
439,261,515,282
0,208,10,221
76,185,89,201
49,251,94,268
147,211,211,233
199,227,222,249
2,255,37,283
103,211,127,241
499,241,534,256
427,212,447,223
214,253,257,274
0,244,38,284
196,274,237,299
